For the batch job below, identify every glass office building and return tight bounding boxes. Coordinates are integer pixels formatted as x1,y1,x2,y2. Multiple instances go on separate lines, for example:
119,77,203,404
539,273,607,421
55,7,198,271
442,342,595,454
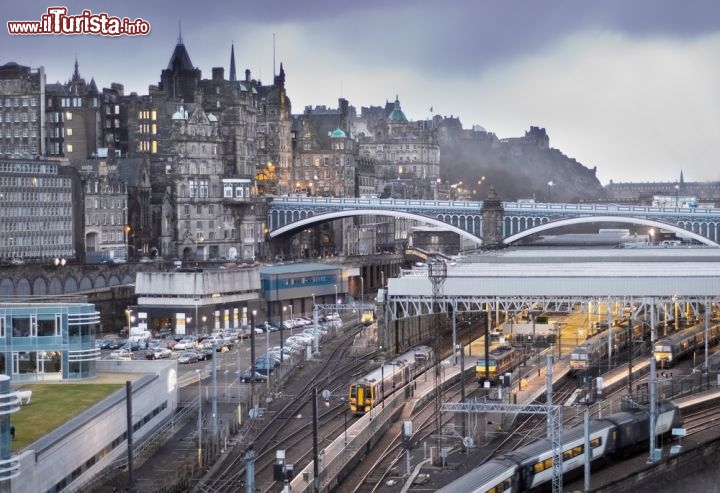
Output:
0,299,100,381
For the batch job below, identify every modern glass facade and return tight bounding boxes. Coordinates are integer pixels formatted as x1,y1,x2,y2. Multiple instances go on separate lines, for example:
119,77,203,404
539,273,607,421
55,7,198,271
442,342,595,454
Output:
0,300,100,381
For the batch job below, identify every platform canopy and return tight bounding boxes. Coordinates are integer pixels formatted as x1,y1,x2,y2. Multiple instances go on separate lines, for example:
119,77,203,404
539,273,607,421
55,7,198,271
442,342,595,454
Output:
387,247,720,317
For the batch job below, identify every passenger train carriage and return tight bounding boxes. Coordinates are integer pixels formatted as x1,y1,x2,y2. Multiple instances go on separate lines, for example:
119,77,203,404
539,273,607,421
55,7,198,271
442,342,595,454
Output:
476,345,522,384
437,401,681,493
348,345,433,415
654,323,720,368
569,321,647,376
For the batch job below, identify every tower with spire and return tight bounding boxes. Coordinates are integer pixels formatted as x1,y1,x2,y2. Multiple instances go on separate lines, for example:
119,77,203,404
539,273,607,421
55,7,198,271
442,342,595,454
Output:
229,43,237,82
158,24,201,102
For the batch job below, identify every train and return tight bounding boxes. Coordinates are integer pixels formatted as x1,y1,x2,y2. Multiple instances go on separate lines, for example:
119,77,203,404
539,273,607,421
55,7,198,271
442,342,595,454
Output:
653,323,720,368
348,345,433,415
476,345,523,384
436,400,682,493
569,321,648,376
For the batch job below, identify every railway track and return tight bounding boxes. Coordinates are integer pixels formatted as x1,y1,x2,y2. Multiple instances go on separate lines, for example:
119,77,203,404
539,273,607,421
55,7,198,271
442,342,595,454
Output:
196,324,377,492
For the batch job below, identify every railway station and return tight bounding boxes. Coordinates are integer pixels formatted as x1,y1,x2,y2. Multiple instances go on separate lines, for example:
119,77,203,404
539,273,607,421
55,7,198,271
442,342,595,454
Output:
285,246,720,492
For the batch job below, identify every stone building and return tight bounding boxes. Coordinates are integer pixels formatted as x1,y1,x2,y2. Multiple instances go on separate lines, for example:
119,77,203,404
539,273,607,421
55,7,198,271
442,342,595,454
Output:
0,157,82,263
254,62,293,196
0,62,45,158
358,96,440,199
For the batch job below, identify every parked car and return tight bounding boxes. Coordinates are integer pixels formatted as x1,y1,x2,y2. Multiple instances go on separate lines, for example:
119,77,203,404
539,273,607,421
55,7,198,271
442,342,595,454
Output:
239,369,269,383
174,337,197,351
121,341,143,352
193,348,212,361
177,350,199,364
95,339,113,350
145,345,172,360
108,348,133,360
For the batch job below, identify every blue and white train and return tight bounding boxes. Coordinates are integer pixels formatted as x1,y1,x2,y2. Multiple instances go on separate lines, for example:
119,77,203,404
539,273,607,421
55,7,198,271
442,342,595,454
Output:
437,400,681,493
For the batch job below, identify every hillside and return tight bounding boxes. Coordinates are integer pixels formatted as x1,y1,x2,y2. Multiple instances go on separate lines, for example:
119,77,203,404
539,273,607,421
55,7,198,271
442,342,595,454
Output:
438,121,606,203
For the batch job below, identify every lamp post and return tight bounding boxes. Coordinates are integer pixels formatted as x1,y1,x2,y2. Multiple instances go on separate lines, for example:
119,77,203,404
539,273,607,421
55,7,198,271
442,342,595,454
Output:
311,293,315,312
250,309,257,411
547,180,554,202
288,304,294,336
125,308,133,335
196,369,202,468
334,284,338,305
380,270,385,288
360,276,364,322
674,183,680,207
280,305,286,367
194,298,199,336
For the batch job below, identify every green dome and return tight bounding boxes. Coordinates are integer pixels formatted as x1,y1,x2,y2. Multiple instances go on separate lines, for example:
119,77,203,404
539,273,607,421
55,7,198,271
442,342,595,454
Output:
388,95,407,122
388,108,407,121
330,127,346,138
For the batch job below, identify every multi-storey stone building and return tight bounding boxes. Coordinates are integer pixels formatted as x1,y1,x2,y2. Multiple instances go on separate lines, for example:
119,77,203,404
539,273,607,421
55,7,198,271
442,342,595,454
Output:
0,62,45,158
159,101,228,259
292,98,358,197
0,158,82,263
358,96,440,199
45,60,103,161
255,63,293,196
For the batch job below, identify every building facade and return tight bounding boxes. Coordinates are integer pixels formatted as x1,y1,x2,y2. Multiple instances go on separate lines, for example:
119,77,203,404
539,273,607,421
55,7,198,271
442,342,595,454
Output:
0,299,99,381
0,62,45,158
0,158,82,263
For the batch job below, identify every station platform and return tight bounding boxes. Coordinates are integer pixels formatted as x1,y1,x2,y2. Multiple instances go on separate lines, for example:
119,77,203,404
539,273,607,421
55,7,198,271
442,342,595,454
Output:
289,336,570,492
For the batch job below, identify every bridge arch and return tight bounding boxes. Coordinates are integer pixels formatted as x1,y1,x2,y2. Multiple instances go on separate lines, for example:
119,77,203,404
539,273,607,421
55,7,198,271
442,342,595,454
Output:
269,209,484,245
503,215,720,247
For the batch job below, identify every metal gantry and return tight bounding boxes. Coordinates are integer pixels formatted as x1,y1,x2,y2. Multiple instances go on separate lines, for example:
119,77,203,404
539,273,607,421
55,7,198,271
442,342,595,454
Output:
428,262,447,462
441,400,563,493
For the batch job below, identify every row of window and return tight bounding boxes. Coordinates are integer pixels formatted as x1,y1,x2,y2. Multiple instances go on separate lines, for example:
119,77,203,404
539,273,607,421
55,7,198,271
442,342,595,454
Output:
0,111,37,123
0,221,72,232
136,139,158,153
531,437,602,474
85,182,127,195
137,110,157,121
85,196,127,209
0,191,70,202
1,206,71,217
1,97,37,107
1,127,38,138
50,400,168,493
85,215,127,227
0,316,61,337
0,234,72,247
181,224,237,241
223,183,252,198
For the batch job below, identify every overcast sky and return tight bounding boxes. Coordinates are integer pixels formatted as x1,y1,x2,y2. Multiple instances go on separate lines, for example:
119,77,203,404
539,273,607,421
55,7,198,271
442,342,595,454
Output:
4,1,719,185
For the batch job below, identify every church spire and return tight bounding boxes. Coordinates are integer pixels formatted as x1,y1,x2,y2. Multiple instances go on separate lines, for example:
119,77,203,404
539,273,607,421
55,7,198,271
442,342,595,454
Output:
229,42,237,82
177,20,183,44
73,56,80,81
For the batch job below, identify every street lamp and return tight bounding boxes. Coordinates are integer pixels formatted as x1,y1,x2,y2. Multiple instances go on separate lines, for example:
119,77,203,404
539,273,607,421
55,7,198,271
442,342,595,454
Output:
334,284,338,305
288,304,294,336
194,298,199,336
361,276,364,309
250,309,257,410
195,369,202,468
125,308,133,335
280,305,286,367
674,183,680,207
